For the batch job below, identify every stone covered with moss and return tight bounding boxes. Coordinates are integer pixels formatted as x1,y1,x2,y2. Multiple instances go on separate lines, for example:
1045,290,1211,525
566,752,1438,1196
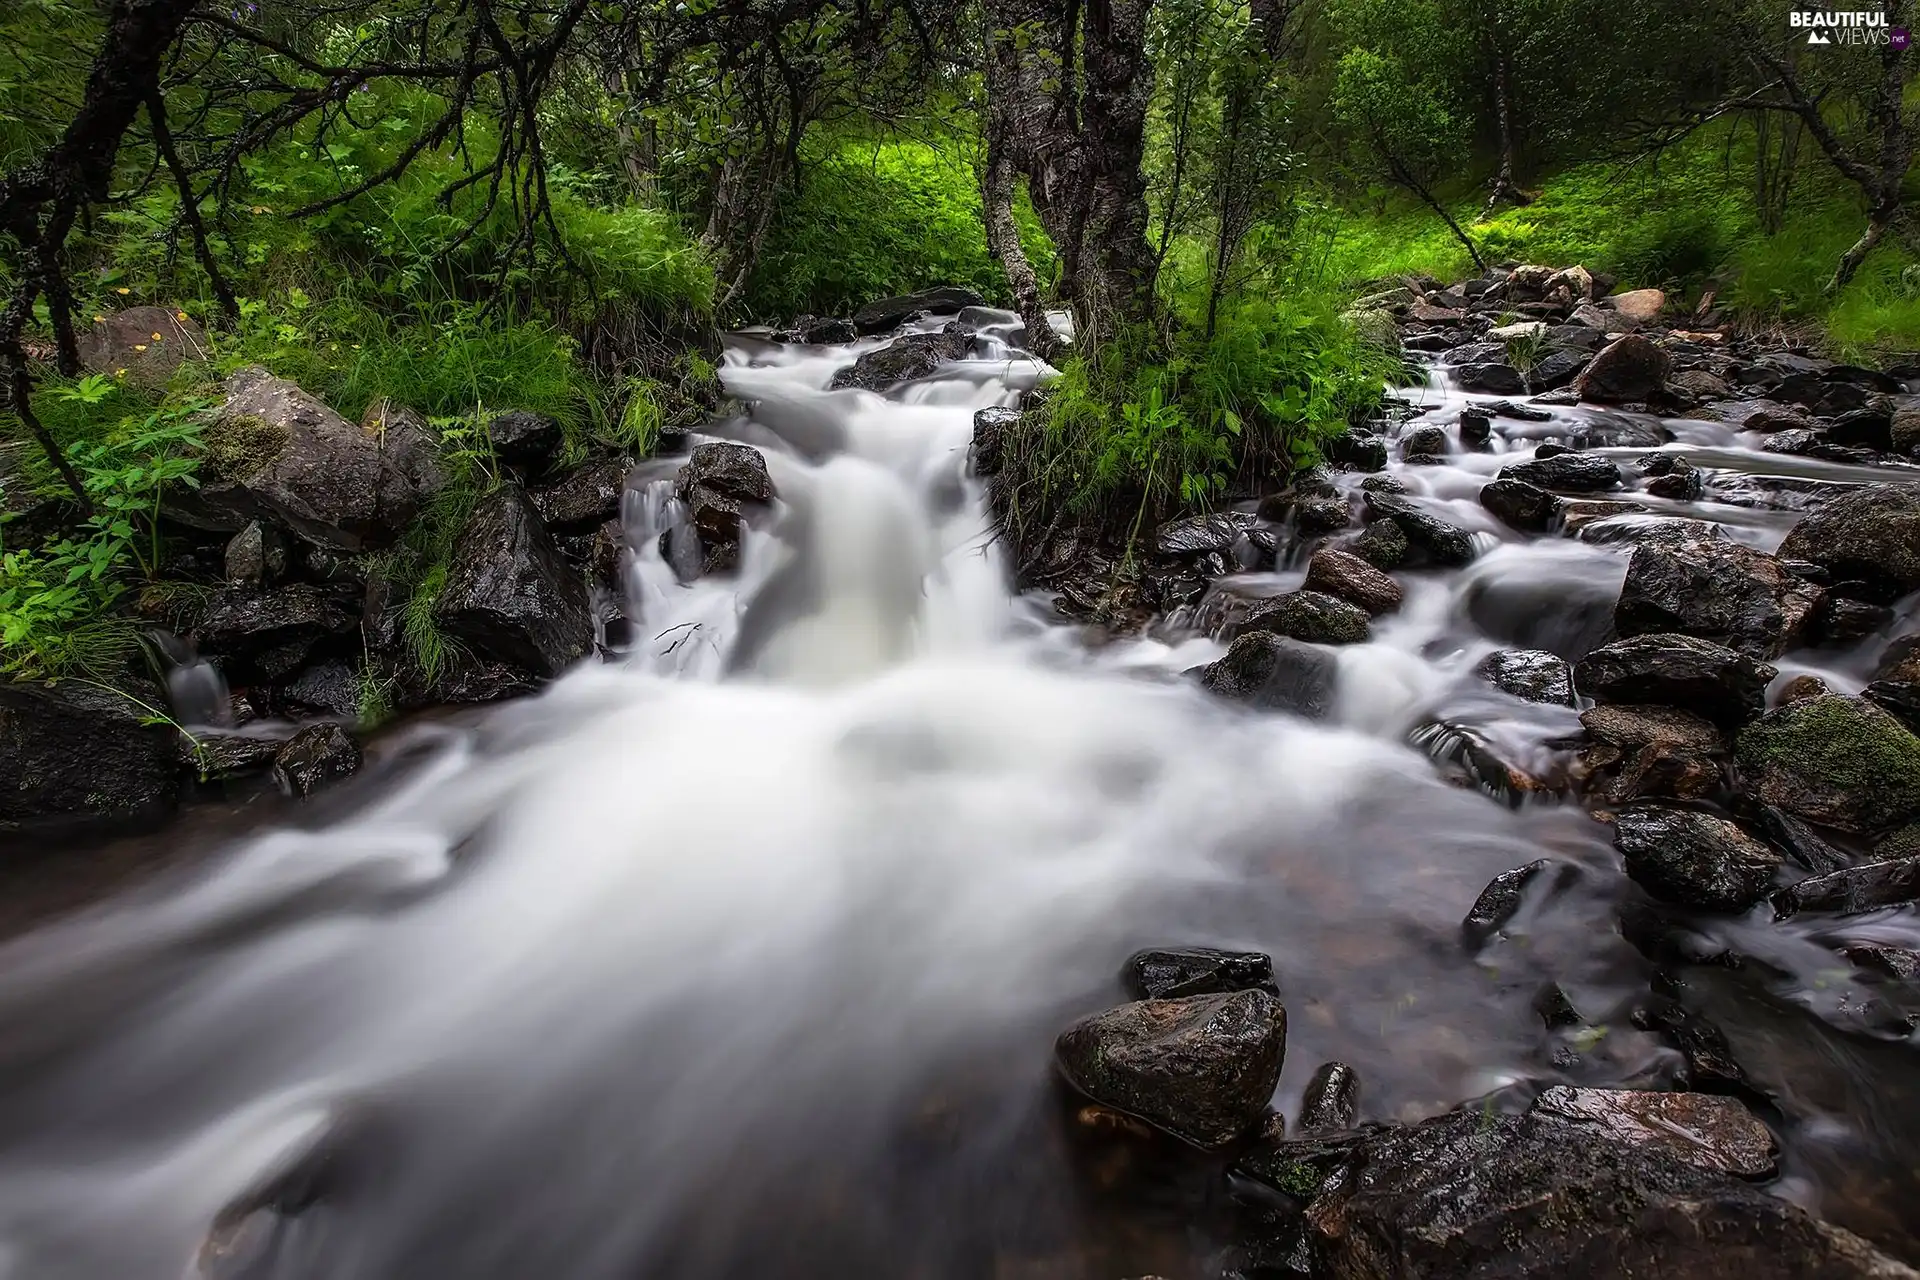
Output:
1735,694,1920,835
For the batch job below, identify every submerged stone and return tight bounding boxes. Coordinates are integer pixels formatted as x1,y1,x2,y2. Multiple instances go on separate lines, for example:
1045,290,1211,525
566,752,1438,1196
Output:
1124,947,1278,1000
1527,1086,1776,1178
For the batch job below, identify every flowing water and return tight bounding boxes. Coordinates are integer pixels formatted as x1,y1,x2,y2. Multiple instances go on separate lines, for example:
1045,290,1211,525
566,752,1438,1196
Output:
1,321,1917,1277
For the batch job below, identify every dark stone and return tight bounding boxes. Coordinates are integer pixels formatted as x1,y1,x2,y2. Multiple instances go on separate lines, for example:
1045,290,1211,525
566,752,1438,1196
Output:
1816,597,1893,646
1645,460,1706,502
1479,649,1575,705
1631,999,1757,1096
1527,1087,1776,1178
1456,363,1527,394
1843,943,1920,981
1775,857,1920,919
1864,681,1920,736
1479,478,1563,532
484,411,565,471
1573,333,1672,403
271,723,361,798
1612,803,1782,912
1576,634,1776,727
1528,348,1591,391
849,286,985,335
1296,496,1353,535
193,585,359,682
1361,492,1477,566
1462,859,1550,945
1776,484,1920,595
1566,413,1674,449
1498,453,1623,493
1827,405,1895,451
1236,590,1371,645
1400,424,1450,458
1614,537,1822,659
1534,983,1585,1029
1194,633,1339,718
674,443,776,577
1237,1107,1899,1280
1735,695,1920,835
281,662,361,719
1740,801,1850,875
1157,511,1256,557
1124,947,1278,1000
1349,517,1408,570
829,330,972,391
779,315,859,345
1302,547,1402,616
1296,1062,1359,1135
434,485,593,678
531,458,629,531
970,406,1019,476
1325,429,1389,472
223,521,287,587
1473,399,1556,422
0,680,180,835
1458,408,1492,446
1055,989,1286,1149
187,731,282,779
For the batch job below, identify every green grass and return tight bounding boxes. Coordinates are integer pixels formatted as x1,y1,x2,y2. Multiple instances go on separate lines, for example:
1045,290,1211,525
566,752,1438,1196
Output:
1324,135,1920,358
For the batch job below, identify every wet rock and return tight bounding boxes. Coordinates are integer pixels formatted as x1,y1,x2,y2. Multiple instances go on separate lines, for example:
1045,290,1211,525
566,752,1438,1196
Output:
1575,634,1778,727
1409,301,1465,324
191,367,440,550
186,731,282,779
270,723,361,798
1582,704,1726,755
1775,857,1920,919
434,485,592,678
483,411,564,472
1194,633,1339,719
1527,1086,1775,1178
282,662,362,719
1361,492,1476,566
1462,859,1550,945
1843,943,1920,981
1735,694,1920,835
1325,428,1388,472
1776,484,1920,596
1612,803,1782,912
0,680,180,835
1528,348,1593,392
1609,287,1667,325
1643,456,1705,502
1614,537,1822,659
1631,998,1757,1096
1776,674,1832,706
1400,424,1450,458
1499,452,1623,493
359,400,447,504
850,285,984,335
1296,1062,1360,1135
193,584,359,682
1302,548,1401,616
1157,511,1256,557
1296,496,1352,534
1740,801,1849,875
1572,334,1671,404
970,406,1019,476
1479,478,1563,532
1560,498,1652,535
1360,474,1406,494
73,304,208,387
531,458,629,531
1742,402,1816,432
223,520,287,587
1456,363,1527,394
1349,517,1408,570
1124,947,1278,1000
1055,989,1287,1149
1479,649,1575,705
1237,590,1371,645
830,330,972,391
1876,636,1920,684
1816,597,1893,646
778,315,859,344
1827,403,1896,451
1566,412,1673,449
1239,1106,1908,1280
1669,369,1732,405
1892,406,1920,456
675,442,777,576
1458,408,1492,446
1534,982,1584,1029
1864,681,1920,735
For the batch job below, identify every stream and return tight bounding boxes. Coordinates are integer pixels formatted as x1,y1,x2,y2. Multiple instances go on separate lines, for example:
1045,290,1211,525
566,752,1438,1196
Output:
0,317,1916,1277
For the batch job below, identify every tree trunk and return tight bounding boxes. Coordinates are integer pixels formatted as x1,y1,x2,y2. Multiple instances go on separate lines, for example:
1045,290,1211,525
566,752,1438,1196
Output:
1831,210,1894,290
1388,151,1486,272
983,148,1062,362
1480,54,1529,220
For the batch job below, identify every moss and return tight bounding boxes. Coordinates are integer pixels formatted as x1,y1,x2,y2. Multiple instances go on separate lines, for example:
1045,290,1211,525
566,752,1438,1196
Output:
201,412,290,481
1874,824,1920,862
1736,695,1920,832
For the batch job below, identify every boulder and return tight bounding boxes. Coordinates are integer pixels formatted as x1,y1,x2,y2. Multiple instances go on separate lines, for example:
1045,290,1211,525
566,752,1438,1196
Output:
1124,947,1279,1000
1891,406,1920,456
73,304,207,388
1668,369,1732,404
1490,320,1549,342
0,680,179,835
1776,484,1920,595
1612,803,1782,912
778,315,860,345
193,367,441,550
675,442,776,575
1528,348,1592,391
270,723,361,798
1194,633,1339,718
1774,857,1920,919
850,286,985,335
192,584,359,682
829,330,972,391
1455,363,1528,394
1400,424,1451,458
1844,943,1920,980
1349,517,1409,570
1736,694,1920,835
281,661,362,719
1581,704,1727,806
1572,333,1671,404
1325,428,1389,472
1302,548,1402,616
483,411,564,472
1157,510,1256,557
1362,492,1477,566
222,520,287,587
970,405,1019,476
531,458,629,531
1544,265,1595,303
1614,537,1822,659
1570,301,1622,332
1297,1062,1361,1135
1609,288,1667,325
1462,859,1550,945
1498,453,1623,493
1458,408,1492,447
1643,455,1705,502
1236,590,1371,645
1575,634,1777,727
1479,479,1562,533
1235,1107,1912,1280
434,485,592,678
1526,1087,1775,1178
1479,649,1575,705
1583,704,1724,754
1055,989,1287,1149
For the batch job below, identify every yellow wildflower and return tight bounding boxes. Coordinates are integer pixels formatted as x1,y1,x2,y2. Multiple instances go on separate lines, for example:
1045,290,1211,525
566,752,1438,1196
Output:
133,344,147,352
115,287,131,295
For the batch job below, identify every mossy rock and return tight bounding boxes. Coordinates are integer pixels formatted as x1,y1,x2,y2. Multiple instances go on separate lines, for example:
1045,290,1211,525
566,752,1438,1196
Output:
1735,695,1920,835
1874,823,1920,861
201,411,291,482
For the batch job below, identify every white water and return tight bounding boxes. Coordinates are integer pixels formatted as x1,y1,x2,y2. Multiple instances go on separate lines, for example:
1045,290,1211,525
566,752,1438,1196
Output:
0,320,1913,1277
